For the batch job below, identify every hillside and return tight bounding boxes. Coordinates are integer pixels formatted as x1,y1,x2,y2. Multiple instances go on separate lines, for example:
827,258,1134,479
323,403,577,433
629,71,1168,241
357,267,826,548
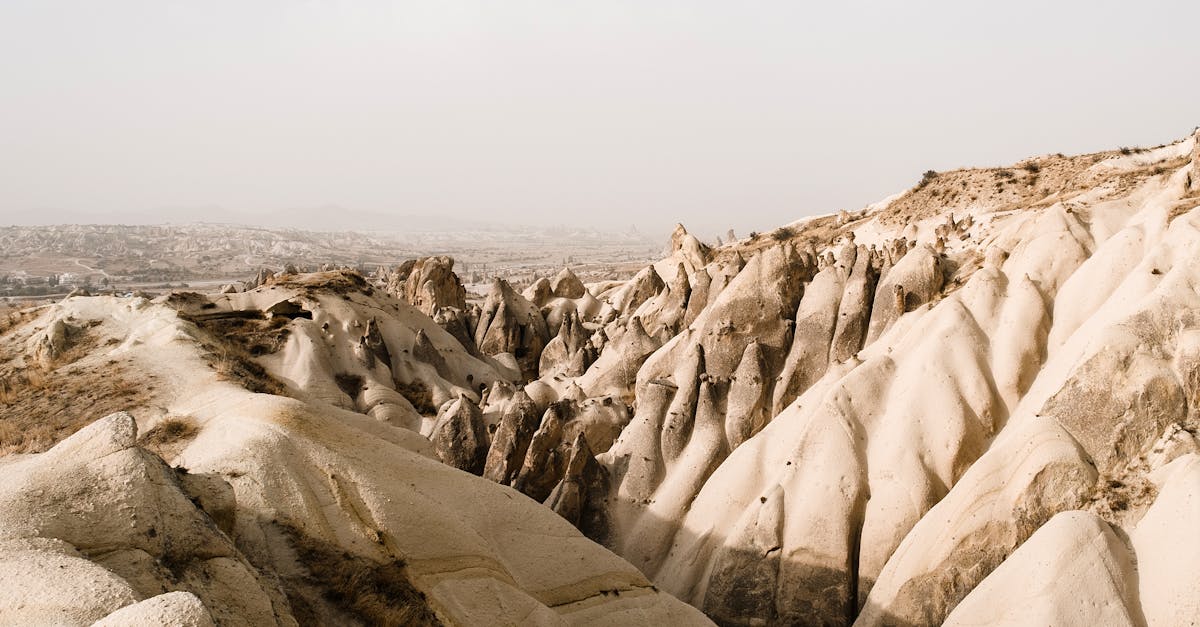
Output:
1,130,1199,625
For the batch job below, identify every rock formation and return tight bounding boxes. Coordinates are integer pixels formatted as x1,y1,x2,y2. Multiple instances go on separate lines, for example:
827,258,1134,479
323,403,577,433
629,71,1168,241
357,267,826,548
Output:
6,132,1200,626
429,395,490,474
474,278,550,380
386,256,468,316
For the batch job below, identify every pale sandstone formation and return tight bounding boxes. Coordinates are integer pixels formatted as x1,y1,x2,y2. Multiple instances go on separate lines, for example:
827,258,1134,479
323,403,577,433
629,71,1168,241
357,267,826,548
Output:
430,395,490,475
386,255,467,316
475,278,550,380
551,267,588,299
0,413,294,626
610,265,667,314
0,276,710,626
594,132,1200,625
482,389,542,484
6,132,1200,626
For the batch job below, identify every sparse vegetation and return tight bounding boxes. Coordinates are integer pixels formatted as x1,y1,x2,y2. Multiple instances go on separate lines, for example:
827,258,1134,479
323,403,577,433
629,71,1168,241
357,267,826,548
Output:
771,226,795,241
139,415,200,456
179,310,293,357
274,522,442,627
916,170,939,190
208,341,287,395
270,270,372,296
174,305,291,395
0,320,156,455
335,373,365,399
396,379,437,415
0,364,149,455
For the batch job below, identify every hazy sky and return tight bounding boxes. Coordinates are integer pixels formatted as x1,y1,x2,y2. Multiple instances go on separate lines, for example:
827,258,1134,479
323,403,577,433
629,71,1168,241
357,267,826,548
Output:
2,1,1197,237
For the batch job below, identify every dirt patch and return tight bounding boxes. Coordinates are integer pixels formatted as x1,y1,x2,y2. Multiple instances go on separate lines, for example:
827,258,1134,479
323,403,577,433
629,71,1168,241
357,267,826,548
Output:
1166,197,1200,224
173,305,290,395
272,522,442,627
719,213,845,263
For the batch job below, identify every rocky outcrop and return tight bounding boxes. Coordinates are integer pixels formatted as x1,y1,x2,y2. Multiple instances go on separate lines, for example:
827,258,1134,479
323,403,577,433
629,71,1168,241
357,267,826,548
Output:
546,433,611,544
612,265,667,314
358,317,392,368
724,341,767,450
770,265,843,414
513,402,570,502
577,316,662,399
865,244,943,343
387,256,467,316
829,245,879,363
0,413,296,626
551,267,588,299
482,389,542,485
430,395,490,475
539,310,593,378
639,263,692,337
474,279,550,380
667,223,711,275
30,317,78,368
943,511,1140,627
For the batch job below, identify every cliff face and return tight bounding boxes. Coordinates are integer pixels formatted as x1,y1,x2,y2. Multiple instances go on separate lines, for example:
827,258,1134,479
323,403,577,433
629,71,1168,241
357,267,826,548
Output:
554,131,1200,626
3,131,1199,626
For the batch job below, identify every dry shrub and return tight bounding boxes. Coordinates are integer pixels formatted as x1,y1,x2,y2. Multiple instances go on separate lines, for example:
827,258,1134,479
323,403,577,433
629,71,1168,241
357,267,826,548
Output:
334,373,364,399
181,311,293,357
395,379,436,415
275,523,442,627
139,415,199,451
204,340,287,395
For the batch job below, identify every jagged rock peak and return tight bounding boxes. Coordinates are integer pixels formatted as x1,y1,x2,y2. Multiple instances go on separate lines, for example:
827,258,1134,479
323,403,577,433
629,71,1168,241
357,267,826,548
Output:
668,223,712,271
551,267,588,299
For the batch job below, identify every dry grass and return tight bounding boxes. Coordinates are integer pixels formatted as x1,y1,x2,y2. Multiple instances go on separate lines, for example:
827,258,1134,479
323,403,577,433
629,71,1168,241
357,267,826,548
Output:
0,359,151,456
170,297,300,396
0,303,38,336
0,321,157,456
274,522,442,627
395,379,436,415
138,415,200,458
334,373,364,399
180,311,293,357
202,340,288,395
